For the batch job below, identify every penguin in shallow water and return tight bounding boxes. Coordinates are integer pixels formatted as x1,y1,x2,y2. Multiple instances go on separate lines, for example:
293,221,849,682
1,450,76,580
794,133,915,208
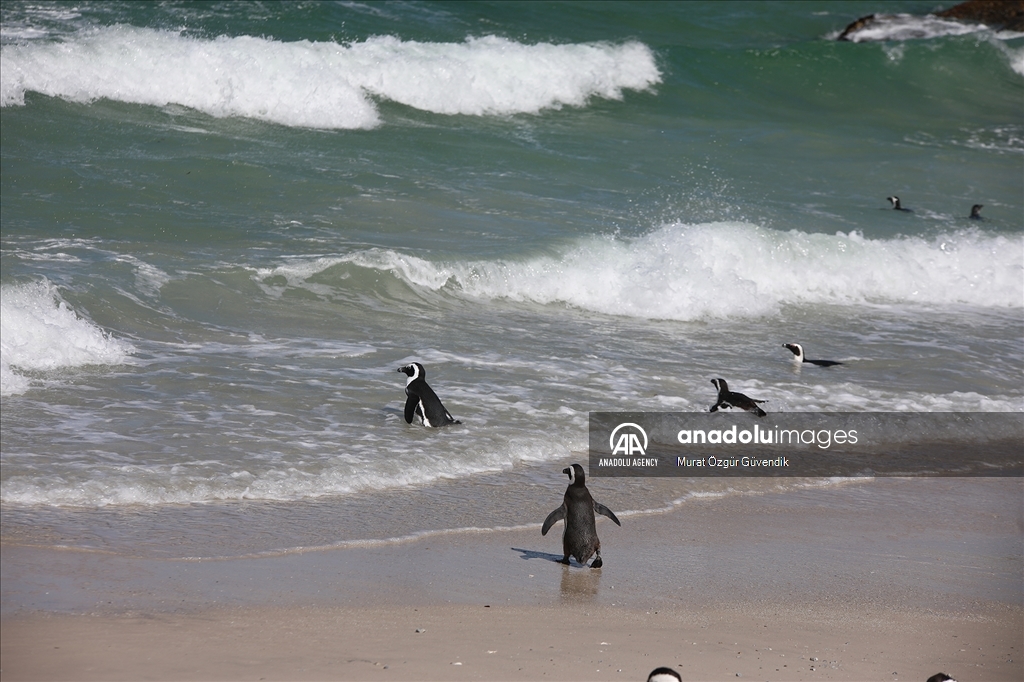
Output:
397,362,460,427
970,204,984,220
647,668,682,682
783,342,843,367
542,463,620,568
887,196,912,212
710,378,767,417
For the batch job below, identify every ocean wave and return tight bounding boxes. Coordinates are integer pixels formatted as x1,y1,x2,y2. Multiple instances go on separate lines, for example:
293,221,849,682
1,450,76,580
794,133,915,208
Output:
0,26,661,128
994,39,1024,77
260,223,1024,320
0,430,574,507
0,279,135,396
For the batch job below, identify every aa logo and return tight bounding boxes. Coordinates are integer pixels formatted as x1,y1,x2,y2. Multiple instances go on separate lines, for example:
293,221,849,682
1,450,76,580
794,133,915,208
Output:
609,422,648,456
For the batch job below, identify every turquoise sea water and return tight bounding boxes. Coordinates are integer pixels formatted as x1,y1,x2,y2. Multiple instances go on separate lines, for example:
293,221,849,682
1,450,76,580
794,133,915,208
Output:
1,1,1022,557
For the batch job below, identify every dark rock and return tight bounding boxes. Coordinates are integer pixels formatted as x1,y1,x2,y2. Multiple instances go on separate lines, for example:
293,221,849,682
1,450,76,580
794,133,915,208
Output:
837,14,879,41
935,0,1024,31
837,0,1024,41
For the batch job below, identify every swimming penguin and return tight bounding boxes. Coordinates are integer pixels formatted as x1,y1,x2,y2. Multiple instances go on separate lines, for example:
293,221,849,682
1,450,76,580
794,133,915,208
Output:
647,668,682,682
926,675,957,682
710,378,767,417
541,463,621,568
397,362,460,427
887,196,912,212
970,204,984,220
782,342,843,367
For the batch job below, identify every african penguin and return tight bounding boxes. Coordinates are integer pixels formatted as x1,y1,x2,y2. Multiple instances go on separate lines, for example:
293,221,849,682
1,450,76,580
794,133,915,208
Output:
925,675,957,682
970,204,984,220
887,196,912,212
541,463,621,568
782,342,843,367
647,668,682,682
710,378,767,417
397,362,460,427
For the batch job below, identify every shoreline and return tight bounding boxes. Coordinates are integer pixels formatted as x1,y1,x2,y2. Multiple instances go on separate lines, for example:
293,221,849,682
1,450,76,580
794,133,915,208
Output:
2,477,1021,680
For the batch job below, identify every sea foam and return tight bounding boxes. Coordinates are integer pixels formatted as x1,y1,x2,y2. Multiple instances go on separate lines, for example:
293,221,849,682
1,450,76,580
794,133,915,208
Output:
0,27,661,128
0,279,135,396
281,222,1024,321
835,13,993,42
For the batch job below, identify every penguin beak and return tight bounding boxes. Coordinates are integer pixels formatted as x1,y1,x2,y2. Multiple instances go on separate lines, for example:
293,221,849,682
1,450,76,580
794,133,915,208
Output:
562,467,571,477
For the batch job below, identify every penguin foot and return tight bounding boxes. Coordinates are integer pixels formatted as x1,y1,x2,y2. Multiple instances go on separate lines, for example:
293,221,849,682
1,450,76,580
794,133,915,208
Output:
558,557,571,565
590,557,603,569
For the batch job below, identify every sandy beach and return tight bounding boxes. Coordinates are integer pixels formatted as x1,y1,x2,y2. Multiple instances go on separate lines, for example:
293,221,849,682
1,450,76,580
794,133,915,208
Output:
2,477,1021,681
3,600,1019,681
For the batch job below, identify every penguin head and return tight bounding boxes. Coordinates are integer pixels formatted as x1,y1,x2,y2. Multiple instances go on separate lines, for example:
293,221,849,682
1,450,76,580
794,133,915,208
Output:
562,463,585,486
887,195,901,209
970,204,983,219
783,343,804,361
397,362,424,381
925,675,956,682
711,378,728,394
647,668,682,682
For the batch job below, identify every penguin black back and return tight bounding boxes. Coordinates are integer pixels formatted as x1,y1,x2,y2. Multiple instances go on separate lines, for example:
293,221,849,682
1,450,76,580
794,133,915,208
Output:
710,378,767,417
397,362,460,427
887,195,912,212
542,463,621,568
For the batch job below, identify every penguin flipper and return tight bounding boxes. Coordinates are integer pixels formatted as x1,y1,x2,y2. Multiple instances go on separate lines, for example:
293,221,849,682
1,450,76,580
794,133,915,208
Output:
541,506,565,536
403,394,418,424
595,502,621,526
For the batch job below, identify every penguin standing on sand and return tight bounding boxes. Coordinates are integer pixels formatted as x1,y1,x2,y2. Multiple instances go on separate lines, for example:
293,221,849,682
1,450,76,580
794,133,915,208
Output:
542,463,621,568
710,378,767,417
782,342,843,367
397,362,460,427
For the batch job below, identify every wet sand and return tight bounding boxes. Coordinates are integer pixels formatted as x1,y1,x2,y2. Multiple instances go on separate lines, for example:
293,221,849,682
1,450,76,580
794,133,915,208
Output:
2,477,1021,680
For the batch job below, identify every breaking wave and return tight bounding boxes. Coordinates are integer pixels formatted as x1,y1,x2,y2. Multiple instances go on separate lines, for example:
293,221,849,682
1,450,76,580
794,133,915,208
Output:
257,222,1024,320
0,27,661,128
0,279,135,396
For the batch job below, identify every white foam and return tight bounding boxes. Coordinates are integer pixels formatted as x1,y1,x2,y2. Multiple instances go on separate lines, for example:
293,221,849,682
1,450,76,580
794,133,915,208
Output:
114,254,171,298
741,381,1023,414
1011,46,1024,76
838,13,991,42
994,39,1024,77
0,429,577,507
323,223,1024,320
0,279,135,396
0,27,661,128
